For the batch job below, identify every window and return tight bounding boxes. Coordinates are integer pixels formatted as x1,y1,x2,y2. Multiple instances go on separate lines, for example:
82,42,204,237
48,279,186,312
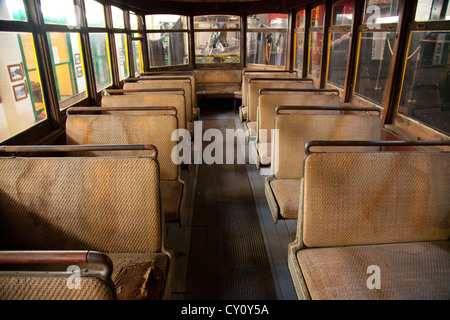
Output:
0,0,27,21
396,0,450,136
111,6,124,29
89,33,112,91
47,32,87,109
415,0,450,21
145,15,189,68
246,13,288,67
85,0,105,28
308,5,325,78
327,0,353,88
354,0,399,106
130,12,139,30
115,33,129,80
294,10,306,73
132,33,143,76
194,15,240,64
0,32,46,141
40,0,77,26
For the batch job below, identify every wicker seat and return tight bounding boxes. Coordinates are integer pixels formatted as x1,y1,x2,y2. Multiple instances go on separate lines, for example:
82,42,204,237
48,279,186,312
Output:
66,107,186,226
0,145,175,300
288,141,450,300
244,78,314,140
254,89,341,169
238,70,298,122
265,106,382,223
140,74,200,120
124,79,195,136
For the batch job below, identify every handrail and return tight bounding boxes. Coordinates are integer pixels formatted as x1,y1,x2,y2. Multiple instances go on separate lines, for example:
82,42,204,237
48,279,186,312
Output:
0,250,115,298
67,106,177,117
305,140,450,155
249,77,314,83
125,77,191,83
276,106,381,115
260,88,340,95
0,144,158,158
102,88,185,96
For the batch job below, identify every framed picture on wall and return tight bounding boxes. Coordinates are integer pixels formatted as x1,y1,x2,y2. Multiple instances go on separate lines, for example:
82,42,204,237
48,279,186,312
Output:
76,66,83,78
74,53,81,65
12,83,28,102
7,64,24,82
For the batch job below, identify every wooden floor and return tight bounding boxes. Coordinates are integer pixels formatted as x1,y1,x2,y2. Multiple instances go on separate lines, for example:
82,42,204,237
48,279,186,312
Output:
167,99,298,300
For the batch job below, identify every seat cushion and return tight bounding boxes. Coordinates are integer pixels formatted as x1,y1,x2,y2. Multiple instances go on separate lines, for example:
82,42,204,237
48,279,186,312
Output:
161,180,184,222
270,179,301,219
108,252,170,300
256,142,271,165
296,241,450,300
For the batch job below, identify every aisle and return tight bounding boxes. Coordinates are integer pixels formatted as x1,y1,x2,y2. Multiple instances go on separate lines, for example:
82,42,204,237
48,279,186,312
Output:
185,118,278,300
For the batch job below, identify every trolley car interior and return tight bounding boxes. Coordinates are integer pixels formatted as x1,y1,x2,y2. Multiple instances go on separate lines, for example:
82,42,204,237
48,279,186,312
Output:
0,0,449,302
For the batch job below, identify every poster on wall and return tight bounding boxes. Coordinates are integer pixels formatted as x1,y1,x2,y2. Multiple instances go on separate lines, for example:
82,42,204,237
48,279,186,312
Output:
7,63,24,82
12,83,28,102
74,53,81,65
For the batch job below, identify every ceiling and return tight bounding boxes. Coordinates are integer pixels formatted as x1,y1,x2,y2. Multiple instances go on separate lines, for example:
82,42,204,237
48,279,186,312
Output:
111,0,313,15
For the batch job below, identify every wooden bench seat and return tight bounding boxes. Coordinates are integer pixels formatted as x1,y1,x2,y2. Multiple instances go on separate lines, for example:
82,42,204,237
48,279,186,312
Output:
266,106,382,223
0,144,175,300
288,141,450,300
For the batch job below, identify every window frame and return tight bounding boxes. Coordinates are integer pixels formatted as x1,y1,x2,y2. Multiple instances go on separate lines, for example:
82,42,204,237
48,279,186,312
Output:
193,14,242,69
351,0,401,111
144,14,190,71
325,0,354,91
389,0,450,140
245,12,290,70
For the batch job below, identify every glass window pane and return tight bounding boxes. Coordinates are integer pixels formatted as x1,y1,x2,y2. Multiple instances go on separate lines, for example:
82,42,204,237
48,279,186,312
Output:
311,5,325,28
111,6,124,29
41,0,77,26
296,10,305,28
147,32,189,67
354,32,396,106
115,33,128,80
246,31,287,66
85,0,105,28
145,15,187,30
47,32,87,109
0,32,46,141
327,32,351,87
364,0,399,24
308,32,323,77
130,12,138,30
195,31,240,63
294,32,304,72
332,0,354,26
89,33,112,91
398,31,450,135
132,39,143,76
194,15,240,29
247,14,288,28
415,0,450,21
0,0,27,21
